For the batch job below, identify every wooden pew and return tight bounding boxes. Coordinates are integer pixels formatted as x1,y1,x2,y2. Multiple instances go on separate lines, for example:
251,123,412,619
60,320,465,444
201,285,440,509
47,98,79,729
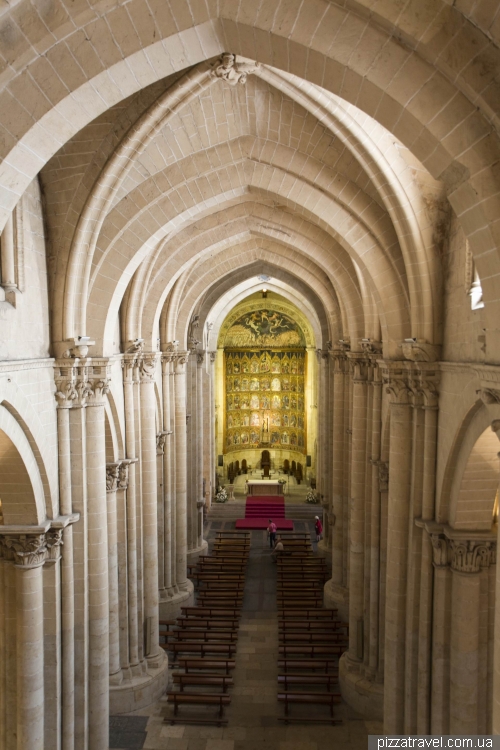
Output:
176,618,239,631
181,607,241,618
279,620,347,632
277,691,341,723
278,658,339,673
165,692,230,725
279,609,338,620
177,657,235,674
171,630,238,642
173,673,234,692
279,632,348,645
278,673,338,691
167,642,237,658
279,645,346,658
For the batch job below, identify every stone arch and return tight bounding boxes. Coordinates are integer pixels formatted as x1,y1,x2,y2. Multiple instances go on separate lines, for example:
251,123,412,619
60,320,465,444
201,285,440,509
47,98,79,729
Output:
445,403,500,531
0,404,45,524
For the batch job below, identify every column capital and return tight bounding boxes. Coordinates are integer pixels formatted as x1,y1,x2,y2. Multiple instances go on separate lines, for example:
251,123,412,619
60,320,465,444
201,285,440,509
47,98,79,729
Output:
54,357,111,407
370,459,389,492
117,458,138,490
173,350,190,373
106,462,121,493
209,350,217,363
331,349,348,373
448,538,496,574
137,352,158,383
196,351,205,366
380,362,412,405
347,352,370,382
156,431,171,455
0,532,48,568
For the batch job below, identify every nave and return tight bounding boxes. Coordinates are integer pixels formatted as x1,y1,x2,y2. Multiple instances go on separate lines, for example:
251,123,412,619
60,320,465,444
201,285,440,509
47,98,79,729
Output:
111,518,379,750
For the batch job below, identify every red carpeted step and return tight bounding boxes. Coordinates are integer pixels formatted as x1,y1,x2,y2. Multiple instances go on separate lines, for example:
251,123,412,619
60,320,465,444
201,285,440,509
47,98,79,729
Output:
235,518,294,530
245,496,285,519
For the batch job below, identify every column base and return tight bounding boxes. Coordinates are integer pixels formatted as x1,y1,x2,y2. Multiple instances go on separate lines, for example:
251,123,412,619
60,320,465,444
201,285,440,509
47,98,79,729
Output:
323,579,349,621
186,539,208,565
110,649,169,714
339,653,384,720
159,579,195,620
317,539,330,554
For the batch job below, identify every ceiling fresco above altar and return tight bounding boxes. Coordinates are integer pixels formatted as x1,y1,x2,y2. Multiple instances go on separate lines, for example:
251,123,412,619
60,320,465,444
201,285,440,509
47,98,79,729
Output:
223,310,305,349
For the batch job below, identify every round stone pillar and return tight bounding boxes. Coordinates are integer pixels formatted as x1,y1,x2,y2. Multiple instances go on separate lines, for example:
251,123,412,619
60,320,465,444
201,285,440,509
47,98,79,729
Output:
174,351,190,589
2,534,47,750
106,463,122,685
139,353,160,663
449,538,494,734
86,379,110,750
347,355,368,662
383,367,412,733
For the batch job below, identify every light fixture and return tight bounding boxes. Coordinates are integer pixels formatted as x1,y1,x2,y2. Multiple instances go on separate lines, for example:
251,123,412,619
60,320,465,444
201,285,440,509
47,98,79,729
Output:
262,288,268,298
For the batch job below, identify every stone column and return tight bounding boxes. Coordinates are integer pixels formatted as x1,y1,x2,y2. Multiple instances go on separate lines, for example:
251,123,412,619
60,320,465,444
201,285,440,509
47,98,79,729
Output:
106,463,122,686
139,353,161,664
417,386,439,733
55,388,75,750
383,365,412,733
161,354,174,596
376,460,389,684
331,352,346,586
116,461,132,679
86,371,110,750
122,357,140,674
367,368,383,679
449,537,495,734
347,354,369,663
168,356,178,593
174,350,190,589
209,351,217,506
196,352,206,550
2,533,47,750
0,548,5,750
429,529,452,734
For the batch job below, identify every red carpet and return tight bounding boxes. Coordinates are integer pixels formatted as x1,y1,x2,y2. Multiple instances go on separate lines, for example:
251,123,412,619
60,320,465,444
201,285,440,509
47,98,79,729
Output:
235,518,294,530
235,496,293,529
245,497,285,519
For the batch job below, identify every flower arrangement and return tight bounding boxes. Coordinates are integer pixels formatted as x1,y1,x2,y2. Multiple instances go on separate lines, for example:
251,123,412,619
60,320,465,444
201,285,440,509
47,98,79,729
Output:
306,488,319,504
215,486,228,503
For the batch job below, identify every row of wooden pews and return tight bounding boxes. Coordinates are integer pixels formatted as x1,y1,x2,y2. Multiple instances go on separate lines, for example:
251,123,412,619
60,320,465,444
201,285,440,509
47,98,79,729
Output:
275,532,348,725
160,531,250,726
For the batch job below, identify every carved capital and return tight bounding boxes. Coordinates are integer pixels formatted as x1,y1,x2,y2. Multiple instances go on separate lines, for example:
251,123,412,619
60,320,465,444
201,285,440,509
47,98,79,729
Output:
381,364,412,405
348,353,369,382
492,420,500,434
46,529,64,561
378,461,389,492
106,462,120,492
449,539,496,574
156,431,170,455
173,351,190,373
197,351,205,366
430,533,449,568
209,351,217,363
400,339,441,363
360,339,382,356
210,53,259,85
138,352,158,382
0,533,48,568
480,388,500,405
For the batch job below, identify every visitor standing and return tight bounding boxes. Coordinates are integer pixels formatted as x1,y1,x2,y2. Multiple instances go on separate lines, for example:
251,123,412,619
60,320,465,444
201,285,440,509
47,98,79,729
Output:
267,519,277,548
314,515,323,543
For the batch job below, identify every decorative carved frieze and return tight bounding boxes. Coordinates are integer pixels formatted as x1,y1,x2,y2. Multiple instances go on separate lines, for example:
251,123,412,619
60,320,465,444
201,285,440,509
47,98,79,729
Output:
106,462,121,492
211,53,259,85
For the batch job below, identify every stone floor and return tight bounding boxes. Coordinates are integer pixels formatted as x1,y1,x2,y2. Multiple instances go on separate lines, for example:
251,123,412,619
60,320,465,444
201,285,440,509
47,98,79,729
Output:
110,526,382,750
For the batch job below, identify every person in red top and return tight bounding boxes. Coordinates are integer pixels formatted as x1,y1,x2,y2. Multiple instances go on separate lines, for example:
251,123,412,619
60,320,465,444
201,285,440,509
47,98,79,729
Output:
314,515,323,543
267,519,277,548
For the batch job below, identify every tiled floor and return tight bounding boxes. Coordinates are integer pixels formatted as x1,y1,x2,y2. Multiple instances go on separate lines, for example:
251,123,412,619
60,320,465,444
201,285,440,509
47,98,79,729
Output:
110,527,382,750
